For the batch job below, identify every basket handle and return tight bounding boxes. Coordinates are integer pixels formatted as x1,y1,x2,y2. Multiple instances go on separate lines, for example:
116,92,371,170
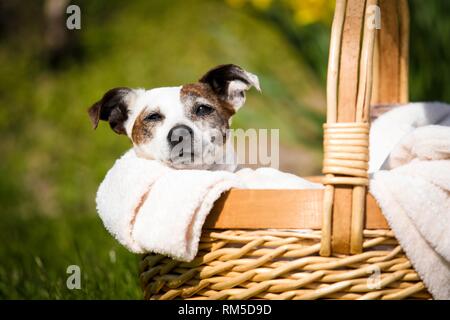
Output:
320,0,409,256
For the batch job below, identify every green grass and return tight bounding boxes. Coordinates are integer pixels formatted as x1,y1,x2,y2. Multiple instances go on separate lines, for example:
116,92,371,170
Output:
0,212,141,299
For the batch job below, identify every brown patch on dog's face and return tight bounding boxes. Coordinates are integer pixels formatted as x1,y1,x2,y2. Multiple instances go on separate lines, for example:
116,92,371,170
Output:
180,83,234,143
131,107,164,145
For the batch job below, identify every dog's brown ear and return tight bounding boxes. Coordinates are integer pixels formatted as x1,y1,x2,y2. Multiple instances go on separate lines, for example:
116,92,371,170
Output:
199,64,260,111
88,87,132,135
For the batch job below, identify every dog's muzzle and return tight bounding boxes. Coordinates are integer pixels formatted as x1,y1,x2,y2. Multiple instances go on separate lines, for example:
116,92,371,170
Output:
167,124,193,147
167,124,195,161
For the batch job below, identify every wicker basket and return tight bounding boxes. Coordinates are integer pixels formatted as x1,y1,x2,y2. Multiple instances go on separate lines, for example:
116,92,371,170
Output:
139,0,432,300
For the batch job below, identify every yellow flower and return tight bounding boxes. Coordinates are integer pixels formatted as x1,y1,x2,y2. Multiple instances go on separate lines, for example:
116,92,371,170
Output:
290,0,334,25
226,0,247,8
225,0,334,25
251,0,272,10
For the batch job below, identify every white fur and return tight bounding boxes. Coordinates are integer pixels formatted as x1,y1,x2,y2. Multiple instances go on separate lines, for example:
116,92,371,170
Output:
125,86,188,163
121,86,237,170
104,67,262,171
227,70,261,111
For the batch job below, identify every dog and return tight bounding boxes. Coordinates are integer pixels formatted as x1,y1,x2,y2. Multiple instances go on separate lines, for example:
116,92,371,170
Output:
88,64,260,171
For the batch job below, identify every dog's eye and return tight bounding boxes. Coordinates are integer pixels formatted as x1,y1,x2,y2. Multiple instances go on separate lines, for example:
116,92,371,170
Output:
195,104,214,116
144,113,163,122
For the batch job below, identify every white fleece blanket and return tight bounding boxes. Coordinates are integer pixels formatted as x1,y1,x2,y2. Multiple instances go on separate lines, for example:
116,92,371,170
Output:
96,152,322,261
369,102,450,300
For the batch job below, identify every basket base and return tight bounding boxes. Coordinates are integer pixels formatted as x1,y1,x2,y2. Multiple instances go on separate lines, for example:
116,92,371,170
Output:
140,229,431,300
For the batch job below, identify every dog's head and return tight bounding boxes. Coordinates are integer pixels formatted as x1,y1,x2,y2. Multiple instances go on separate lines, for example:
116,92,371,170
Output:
88,64,260,169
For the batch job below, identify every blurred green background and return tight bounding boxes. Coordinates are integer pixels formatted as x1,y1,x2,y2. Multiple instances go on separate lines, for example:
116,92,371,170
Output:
0,0,449,299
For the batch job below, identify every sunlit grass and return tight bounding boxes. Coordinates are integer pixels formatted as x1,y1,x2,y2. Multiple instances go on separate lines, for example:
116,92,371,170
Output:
0,212,141,299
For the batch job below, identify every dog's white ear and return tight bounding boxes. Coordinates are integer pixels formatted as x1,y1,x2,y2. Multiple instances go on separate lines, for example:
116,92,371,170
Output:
199,64,260,111
88,87,132,135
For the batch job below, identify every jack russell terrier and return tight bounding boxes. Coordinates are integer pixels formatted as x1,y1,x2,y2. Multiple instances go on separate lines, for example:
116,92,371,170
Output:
88,64,260,172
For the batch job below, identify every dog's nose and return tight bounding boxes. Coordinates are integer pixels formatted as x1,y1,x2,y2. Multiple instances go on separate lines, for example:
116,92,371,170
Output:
167,124,194,148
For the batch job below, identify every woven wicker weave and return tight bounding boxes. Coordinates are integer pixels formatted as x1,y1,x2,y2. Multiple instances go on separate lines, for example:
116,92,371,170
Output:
139,0,432,300
140,229,430,300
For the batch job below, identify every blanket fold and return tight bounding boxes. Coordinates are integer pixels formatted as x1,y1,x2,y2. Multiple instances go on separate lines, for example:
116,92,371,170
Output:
96,151,322,262
369,103,450,300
